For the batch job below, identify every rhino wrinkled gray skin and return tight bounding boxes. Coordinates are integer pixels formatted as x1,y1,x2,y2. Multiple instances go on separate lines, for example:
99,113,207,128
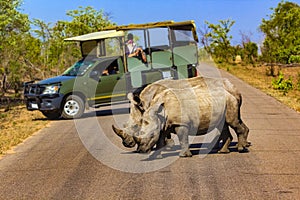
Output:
112,76,249,156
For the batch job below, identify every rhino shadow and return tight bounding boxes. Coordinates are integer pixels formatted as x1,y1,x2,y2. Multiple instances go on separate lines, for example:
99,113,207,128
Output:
141,141,245,161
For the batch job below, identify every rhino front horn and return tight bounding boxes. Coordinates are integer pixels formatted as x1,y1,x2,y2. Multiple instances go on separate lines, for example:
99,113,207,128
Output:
112,125,126,139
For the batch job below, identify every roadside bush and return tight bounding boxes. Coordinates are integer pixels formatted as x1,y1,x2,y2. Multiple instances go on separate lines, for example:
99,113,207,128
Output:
289,55,300,64
272,71,293,95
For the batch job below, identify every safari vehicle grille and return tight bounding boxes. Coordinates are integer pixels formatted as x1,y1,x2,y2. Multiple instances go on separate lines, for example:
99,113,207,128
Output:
24,82,45,95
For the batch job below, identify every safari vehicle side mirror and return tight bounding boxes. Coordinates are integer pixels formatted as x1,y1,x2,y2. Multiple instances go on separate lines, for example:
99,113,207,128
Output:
89,70,100,82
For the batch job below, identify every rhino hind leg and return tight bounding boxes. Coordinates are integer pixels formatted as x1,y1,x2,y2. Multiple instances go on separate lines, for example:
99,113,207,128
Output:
218,123,233,154
239,121,250,150
225,94,250,152
231,121,249,152
242,122,251,147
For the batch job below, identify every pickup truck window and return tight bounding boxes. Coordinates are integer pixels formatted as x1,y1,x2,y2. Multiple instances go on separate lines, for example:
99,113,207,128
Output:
92,59,119,76
63,60,96,76
81,41,97,57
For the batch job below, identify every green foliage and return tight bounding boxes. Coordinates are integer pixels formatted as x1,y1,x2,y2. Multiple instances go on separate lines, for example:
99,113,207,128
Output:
38,6,115,76
289,55,300,64
272,71,293,95
242,42,258,64
0,0,31,93
260,1,300,64
63,6,114,36
202,19,235,63
0,2,114,96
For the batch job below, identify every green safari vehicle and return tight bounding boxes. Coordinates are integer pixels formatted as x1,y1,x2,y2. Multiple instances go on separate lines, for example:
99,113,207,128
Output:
24,20,199,119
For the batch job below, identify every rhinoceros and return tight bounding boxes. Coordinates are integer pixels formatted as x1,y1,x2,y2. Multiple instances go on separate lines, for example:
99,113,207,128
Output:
112,76,247,153
132,83,249,157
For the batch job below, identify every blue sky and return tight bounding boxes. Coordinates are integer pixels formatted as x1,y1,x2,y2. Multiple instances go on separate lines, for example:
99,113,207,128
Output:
21,0,300,45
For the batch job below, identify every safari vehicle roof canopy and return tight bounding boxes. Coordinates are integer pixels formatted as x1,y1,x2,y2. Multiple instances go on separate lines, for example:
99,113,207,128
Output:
64,30,124,42
64,20,198,42
103,20,198,42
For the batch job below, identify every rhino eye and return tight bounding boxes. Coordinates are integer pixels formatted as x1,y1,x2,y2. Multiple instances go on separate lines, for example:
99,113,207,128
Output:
143,120,149,126
133,124,139,129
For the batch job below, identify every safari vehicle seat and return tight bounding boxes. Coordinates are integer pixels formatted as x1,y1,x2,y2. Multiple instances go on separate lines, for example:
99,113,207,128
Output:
173,45,198,78
127,57,149,88
151,50,172,68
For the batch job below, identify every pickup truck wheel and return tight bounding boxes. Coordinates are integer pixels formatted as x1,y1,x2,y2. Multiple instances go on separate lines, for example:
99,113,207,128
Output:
41,110,61,120
61,95,85,119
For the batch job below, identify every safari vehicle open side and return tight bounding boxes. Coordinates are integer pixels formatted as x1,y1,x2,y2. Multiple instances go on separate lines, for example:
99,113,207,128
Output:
24,20,199,119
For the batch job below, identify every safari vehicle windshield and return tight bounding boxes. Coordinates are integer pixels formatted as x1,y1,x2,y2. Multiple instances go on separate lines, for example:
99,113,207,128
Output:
62,59,96,76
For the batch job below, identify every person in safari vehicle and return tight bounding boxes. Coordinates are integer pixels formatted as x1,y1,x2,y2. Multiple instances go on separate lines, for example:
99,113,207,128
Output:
126,33,147,63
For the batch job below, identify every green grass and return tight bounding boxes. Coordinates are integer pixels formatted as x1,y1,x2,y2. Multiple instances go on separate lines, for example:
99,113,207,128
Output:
218,63,300,112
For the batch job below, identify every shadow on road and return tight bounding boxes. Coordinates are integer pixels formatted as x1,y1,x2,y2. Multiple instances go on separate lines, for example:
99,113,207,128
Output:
140,141,243,161
81,107,130,118
32,106,130,121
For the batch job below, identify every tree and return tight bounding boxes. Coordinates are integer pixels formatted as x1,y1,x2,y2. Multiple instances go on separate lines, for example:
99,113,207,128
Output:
43,6,115,75
28,6,115,77
63,6,114,36
0,0,30,94
243,42,258,64
0,3,115,96
238,31,258,65
32,19,52,70
198,23,212,54
260,1,300,64
199,19,235,63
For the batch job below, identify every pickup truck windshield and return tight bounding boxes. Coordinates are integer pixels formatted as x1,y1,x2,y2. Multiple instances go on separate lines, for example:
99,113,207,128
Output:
63,60,96,76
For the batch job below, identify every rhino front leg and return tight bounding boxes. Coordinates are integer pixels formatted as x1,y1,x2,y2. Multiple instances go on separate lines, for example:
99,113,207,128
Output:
175,125,192,157
164,128,175,149
155,130,167,150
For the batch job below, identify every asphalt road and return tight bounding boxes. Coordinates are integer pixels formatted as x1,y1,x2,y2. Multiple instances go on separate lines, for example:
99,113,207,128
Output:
1,63,300,199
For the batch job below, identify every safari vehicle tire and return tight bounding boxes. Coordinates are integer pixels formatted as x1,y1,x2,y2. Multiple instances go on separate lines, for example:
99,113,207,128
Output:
61,95,85,119
41,110,61,120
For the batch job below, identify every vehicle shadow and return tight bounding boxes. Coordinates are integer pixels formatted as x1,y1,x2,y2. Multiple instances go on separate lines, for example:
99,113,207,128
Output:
80,107,130,118
32,117,51,121
32,107,130,121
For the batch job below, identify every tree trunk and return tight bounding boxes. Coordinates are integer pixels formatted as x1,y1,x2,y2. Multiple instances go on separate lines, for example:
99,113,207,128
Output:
2,74,7,93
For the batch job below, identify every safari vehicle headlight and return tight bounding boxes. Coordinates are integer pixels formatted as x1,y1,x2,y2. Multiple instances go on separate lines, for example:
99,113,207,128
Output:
43,84,60,94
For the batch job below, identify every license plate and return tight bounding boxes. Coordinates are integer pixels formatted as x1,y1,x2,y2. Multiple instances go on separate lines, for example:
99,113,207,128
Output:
162,71,172,79
31,103,38,109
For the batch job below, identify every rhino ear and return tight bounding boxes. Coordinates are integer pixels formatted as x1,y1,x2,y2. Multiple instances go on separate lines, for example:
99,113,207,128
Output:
127,93,134,102
127,93,141,105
